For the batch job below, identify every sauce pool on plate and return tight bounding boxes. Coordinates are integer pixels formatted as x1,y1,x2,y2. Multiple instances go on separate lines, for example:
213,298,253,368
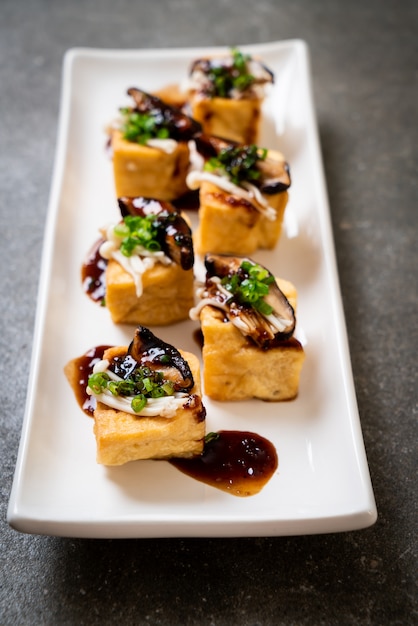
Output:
70,346,278,496
171,430,278,496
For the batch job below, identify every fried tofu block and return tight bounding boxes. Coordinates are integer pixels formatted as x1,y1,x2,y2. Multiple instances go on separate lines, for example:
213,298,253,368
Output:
105,258,194,326
194,181,288,256
199,278,304,401
91,347,206,465
111,130,190,200
189,96,262,145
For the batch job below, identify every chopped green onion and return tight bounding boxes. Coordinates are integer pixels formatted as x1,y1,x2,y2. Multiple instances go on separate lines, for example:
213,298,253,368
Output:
220,261,274,316
205,432,220,444
116,379,137,396
107,381,120,396
113,214,161,257
204,144,266,186
120,108,172,145
131,394,147,413
88,372,110,394
206,48,255,97
142,377,154,393
88,360,179,415
161,381,175,396
254,299,274,316
113,222,130,238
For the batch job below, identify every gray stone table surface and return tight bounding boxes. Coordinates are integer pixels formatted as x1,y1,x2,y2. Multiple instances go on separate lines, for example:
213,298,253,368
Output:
1,0,417,624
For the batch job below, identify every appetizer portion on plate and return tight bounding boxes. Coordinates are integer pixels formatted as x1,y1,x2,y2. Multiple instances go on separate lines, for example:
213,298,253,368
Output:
187,135,291,255
184,47,274,144
85,196,195,325
64,326,206,465
109,87,201,200
190,254,305,401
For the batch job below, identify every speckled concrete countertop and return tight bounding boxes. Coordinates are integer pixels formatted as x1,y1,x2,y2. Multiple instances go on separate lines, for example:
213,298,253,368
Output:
1,0,417,624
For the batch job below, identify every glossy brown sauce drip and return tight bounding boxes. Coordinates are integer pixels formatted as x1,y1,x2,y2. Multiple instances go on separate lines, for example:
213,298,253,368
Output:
70,345,278,496
81,238,107,303
71,345,112,416
170,430,278,497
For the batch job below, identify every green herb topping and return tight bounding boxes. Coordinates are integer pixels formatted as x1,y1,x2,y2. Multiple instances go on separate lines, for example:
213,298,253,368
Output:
120,107,171,144
204,432,220,444
88,366,175,414
221,260,275,316
113,214,161,257
208,48,255,97
204,144,267,186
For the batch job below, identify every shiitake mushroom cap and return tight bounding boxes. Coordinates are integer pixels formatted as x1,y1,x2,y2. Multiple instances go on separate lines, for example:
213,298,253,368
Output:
126,326,194,392
117,196,194,271
127,87,201,141
204,253,296,346
193,134,291,193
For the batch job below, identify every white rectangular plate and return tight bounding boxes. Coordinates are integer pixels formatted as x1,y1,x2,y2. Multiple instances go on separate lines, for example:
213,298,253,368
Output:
8,40,377,538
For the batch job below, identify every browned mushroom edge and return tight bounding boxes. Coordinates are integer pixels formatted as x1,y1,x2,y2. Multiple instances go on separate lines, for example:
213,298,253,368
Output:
118,196,194,271
126,87,202,141
108,326,195,392
198,254,296,348
193,134,290,193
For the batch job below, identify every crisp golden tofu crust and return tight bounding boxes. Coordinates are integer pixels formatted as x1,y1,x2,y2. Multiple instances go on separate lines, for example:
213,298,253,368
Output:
111,130,190,200
189,96,263,145
199,278,304,401
194,181,288,256
92,348,206,465
105,259,194,326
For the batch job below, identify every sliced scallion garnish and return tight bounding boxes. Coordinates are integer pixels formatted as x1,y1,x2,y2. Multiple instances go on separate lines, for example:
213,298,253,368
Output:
221,260,275,316
113,214,162,257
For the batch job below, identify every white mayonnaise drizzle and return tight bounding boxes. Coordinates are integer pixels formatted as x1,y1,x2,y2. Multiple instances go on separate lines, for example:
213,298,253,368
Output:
187,139,205,172
99,223,172,297
189,276,291,336
186,170,276,221
87,359,188,418
110,118,179,154
146,138,178,154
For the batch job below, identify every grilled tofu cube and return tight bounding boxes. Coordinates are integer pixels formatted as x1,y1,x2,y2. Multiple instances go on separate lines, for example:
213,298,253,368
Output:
199,278,304,401
105,257,194,326
111,129,191,201
195,181,288,256
190,96,263,145
93,347,206,465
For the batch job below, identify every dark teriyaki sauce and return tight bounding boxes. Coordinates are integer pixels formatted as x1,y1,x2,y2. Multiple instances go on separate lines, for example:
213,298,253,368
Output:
81,238,107,304
69,347,278,496
71,345,113,416
170,430,278,496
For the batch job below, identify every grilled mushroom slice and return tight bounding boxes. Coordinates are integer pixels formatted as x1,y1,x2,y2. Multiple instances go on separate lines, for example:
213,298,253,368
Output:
204,254,296,347
188,53,274,98
127,326,194,392
193,134,291,193
204,252,242,278
118,196,173,218
127,87,201,141
160,212,194,270
256,156,291,194
118,197,194,271
194,133,235,159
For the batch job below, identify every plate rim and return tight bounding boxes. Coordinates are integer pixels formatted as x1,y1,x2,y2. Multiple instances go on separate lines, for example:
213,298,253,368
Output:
7,39,377,538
